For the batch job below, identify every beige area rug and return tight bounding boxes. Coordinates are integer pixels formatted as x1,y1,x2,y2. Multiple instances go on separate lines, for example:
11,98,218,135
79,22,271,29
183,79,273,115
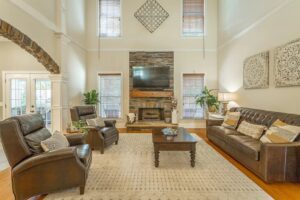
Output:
46,134,272,200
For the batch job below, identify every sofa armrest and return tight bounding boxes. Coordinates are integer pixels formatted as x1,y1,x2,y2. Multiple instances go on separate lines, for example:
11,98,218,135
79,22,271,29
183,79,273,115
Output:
260,142,300,182
206,119,224,127
13,147,84,175
104,120,116,128
65,133,86,146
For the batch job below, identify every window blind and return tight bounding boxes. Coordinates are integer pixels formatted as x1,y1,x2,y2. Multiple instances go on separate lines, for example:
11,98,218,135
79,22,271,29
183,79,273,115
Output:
182,74,204,119
182,0,204,36
99,0,121,37
99,74,122,118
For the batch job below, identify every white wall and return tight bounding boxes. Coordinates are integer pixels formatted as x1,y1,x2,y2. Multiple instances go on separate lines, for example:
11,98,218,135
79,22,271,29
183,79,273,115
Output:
22,0,57,24
64,0,87,106
218,0,285,45
218,0,300,114
86,0,218,128
0,0,58,61
0,41,46,120
0,0,88,128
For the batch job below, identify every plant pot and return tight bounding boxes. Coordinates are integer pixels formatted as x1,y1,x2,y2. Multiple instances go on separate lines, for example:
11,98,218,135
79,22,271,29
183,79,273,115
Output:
208,105,217,113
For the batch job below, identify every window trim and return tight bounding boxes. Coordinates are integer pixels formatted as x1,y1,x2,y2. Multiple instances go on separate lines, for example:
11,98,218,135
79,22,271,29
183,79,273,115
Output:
98,72,124,120
97,0,123,39
180,72,205,120
180,0,207,38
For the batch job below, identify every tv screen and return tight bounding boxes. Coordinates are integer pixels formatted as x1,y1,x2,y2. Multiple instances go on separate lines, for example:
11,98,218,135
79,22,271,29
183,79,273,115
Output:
132,66,170,89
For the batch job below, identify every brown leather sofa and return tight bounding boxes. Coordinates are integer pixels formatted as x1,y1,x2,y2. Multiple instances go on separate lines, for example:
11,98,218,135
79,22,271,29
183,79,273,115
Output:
0,113,92,200
70,106,119,154
206,107,300,183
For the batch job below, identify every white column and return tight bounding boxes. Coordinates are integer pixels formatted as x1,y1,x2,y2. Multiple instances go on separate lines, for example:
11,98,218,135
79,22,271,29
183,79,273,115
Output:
50,0,71,131
50,74,69,131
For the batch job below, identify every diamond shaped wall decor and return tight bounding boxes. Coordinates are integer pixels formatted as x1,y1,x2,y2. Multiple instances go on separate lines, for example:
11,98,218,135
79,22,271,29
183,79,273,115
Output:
134,0,169,33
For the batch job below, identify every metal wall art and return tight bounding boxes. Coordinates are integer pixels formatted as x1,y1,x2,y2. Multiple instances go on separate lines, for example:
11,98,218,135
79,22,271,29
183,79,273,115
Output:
134,0,169,33
274,38,300,87
243,51,269,89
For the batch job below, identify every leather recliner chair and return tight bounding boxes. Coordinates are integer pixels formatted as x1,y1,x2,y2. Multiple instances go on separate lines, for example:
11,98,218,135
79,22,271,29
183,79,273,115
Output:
0,114,92,200
70,106,119,154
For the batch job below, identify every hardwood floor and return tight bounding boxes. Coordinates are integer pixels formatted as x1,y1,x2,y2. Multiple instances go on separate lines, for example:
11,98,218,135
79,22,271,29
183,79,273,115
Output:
0,128,299,200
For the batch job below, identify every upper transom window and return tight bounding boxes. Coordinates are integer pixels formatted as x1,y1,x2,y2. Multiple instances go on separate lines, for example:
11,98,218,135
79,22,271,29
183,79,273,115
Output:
182,0,205,37
99,0,121,37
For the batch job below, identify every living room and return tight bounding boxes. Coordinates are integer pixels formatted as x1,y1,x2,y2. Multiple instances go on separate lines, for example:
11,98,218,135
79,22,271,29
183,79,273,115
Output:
0,0,299,199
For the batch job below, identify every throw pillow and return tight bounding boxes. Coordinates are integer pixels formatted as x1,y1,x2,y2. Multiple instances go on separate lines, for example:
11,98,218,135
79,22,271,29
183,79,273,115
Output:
41,131,70,152
260,119,300,143
237,120,266,139
222,112,241,129
86,117,105,127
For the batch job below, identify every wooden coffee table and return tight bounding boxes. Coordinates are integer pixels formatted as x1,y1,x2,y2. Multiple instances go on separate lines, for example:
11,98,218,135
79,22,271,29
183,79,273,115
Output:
152,127,198,167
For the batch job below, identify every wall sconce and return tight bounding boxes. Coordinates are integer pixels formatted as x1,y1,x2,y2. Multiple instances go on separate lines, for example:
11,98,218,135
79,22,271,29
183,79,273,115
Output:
218,92,233,115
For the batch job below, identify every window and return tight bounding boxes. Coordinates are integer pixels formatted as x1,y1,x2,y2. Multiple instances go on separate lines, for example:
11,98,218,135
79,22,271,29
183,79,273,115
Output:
182,74,204,119
99,73,122,118
99,0,121,37
182,0,205,36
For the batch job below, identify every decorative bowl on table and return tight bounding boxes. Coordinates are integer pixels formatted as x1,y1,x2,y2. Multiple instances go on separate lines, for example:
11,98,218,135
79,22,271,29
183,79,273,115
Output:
162,128,178,140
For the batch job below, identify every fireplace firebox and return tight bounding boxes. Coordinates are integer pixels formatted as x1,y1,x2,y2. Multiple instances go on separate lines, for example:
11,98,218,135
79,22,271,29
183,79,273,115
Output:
138,108,164,121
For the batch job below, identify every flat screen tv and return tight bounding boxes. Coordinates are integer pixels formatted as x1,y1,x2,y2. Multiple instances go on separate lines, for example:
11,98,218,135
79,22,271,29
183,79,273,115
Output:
132,66,170,89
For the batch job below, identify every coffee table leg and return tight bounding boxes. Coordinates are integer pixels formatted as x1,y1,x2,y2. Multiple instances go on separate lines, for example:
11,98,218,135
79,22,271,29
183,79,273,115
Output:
190,145,196,167
154,146,159,167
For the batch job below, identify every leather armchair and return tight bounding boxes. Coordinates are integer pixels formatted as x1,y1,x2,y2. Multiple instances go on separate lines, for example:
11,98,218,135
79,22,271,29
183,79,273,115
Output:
0,114,91,200
70,106,119,154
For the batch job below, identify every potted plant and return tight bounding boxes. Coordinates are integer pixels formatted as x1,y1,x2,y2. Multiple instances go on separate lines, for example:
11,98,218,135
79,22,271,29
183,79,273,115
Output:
196,87,220,115
72,120,88,134
83,89,100,105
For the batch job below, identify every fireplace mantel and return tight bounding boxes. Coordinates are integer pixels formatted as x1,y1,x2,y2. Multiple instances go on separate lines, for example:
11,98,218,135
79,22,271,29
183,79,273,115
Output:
130,90,173,98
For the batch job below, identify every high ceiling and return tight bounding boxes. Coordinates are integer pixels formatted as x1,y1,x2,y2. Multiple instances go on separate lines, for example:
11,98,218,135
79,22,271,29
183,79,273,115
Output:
218,0,287,45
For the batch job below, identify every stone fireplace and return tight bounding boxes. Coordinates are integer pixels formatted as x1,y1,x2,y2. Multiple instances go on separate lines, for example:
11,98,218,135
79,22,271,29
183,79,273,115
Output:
138,108,164,121
129,52,174,122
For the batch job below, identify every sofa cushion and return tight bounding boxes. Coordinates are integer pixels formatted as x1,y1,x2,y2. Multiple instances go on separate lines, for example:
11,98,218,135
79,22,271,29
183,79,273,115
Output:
76,106,96,116
237,120,266,139
24,128,52,154
222,112,240,129
227,134,261,161
14,114,44,135
101,127,118,138
79,114,97,121
260,119,300,143
76,144,91,166
230,107,300,128
86,117,105,128
41,131,70,152
208,126,238,142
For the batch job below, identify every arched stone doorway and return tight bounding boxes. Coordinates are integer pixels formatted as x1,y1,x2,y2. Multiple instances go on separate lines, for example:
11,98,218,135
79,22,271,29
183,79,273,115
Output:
0,18,68,131
0,18,60,74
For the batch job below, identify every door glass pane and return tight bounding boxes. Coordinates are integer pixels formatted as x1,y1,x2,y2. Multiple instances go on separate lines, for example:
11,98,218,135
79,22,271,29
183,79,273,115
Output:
35,80,51,129
10,79,27,117
182,74,204,119
99,74,122,118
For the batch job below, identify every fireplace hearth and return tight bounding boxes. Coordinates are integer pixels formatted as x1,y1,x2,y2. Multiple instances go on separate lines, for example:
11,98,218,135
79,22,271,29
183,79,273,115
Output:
138,108,164,121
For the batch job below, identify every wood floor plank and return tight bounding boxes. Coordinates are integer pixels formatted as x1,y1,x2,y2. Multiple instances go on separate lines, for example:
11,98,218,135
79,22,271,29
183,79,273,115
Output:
0,129,299,200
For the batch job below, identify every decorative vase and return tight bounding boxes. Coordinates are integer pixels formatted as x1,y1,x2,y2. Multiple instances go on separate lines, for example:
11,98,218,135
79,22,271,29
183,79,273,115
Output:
171,109,178,124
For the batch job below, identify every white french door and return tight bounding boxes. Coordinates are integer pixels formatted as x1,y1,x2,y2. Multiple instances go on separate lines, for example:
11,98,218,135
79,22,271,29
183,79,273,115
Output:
4,72,52,129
